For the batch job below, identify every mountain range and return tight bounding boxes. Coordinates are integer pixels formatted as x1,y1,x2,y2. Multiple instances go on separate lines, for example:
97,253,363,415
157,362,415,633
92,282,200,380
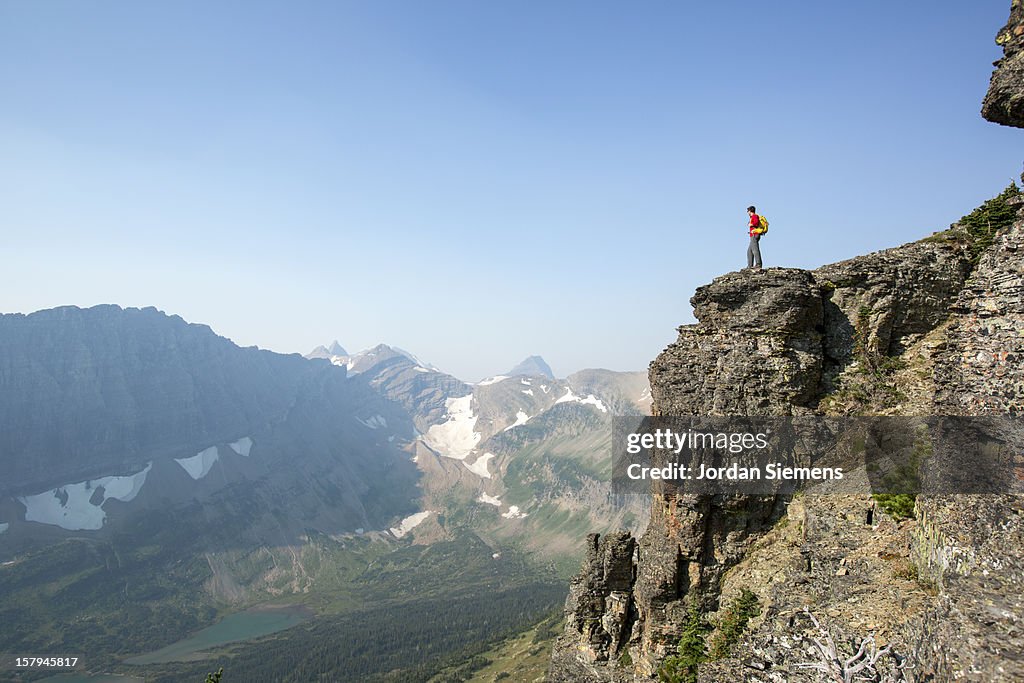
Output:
0,307,650,679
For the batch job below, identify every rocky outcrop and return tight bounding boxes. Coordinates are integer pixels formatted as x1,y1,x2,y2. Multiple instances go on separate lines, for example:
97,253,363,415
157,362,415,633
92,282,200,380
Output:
550,212,1022,682
552,7,1024,678
650,269,823,417
814,238,973,382
549,532,636,682
550,226,980,678
983,0,1024,127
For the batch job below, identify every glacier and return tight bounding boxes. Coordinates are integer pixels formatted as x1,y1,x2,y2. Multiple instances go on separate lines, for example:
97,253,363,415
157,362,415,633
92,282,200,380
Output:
422,395,480,459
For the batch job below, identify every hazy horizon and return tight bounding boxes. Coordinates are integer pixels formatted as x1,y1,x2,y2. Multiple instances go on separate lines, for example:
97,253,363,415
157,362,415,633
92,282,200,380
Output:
2,1,1020,380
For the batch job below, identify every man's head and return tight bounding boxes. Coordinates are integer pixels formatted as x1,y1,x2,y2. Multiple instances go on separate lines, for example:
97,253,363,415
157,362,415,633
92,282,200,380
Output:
747,205,756,215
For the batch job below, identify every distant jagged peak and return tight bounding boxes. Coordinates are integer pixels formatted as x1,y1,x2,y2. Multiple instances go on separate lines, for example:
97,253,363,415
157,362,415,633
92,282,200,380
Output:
306,345,331,360
305,340,348,360
506,355,555,380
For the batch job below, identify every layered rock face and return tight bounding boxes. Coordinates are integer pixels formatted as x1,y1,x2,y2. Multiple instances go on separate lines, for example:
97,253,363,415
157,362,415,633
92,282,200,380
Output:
549,235,978,681
934,194,1024,414
649,269,823,417
908,194,1024,681
553,9,1024,680
555,532,637,681
550,215,1023,680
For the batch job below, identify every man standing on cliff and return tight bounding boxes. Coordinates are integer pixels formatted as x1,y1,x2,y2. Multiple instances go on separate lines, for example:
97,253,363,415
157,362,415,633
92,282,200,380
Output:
746,205,763,270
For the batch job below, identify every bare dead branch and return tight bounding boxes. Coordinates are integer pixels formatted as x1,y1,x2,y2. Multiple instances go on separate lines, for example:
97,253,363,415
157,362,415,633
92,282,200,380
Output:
794,608,907,683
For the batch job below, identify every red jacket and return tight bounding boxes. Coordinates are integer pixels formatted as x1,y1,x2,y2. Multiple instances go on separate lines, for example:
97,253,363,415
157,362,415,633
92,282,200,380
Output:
748,214,761,237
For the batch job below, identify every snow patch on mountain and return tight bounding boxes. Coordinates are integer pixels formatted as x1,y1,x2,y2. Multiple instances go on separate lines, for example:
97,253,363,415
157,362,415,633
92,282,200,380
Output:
390,511,431,538
555,388,608,413
18,463,153,531
464,452,495,478
176,446,220,480
502,505,528,519
580,395,608,412
0,523,8,534
477,375,509,386
478,493,502,506
229,437,253,457
555,388,579,404
356,415,387,429
540,385,550,393
522,389,534,396
503,411,531,432
423,395,480,459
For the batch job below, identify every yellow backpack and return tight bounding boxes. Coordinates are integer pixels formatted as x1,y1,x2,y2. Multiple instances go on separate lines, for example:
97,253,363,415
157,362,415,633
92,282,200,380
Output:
754,215,769,235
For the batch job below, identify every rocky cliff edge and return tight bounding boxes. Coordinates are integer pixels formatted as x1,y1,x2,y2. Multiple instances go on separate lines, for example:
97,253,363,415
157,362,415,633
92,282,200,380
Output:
551,5,1024,678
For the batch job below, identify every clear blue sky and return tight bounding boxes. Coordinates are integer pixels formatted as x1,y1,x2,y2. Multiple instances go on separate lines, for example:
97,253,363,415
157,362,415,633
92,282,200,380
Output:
1,1,1019,381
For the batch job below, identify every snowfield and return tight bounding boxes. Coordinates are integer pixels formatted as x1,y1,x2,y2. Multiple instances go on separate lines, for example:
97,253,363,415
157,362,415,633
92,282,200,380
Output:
464,452,495,478
555,388,579,404
477,493,502,506
555,388,608,413
503,410,531,432
502,505,528,519
522,389,534,396
423,395,480,459
18,463,153,531
477,375,508,386
390,511,432,538
229,436,253,457
175,446,220,480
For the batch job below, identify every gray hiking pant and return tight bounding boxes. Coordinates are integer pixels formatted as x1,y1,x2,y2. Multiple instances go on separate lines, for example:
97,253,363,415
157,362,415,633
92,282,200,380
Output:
747,234,762,269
